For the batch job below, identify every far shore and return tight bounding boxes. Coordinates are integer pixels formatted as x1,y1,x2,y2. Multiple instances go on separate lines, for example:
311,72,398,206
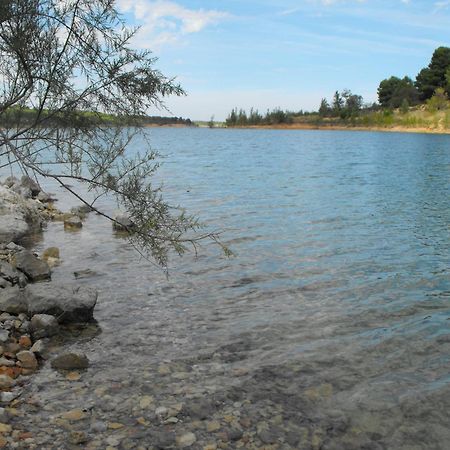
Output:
222,123,450,135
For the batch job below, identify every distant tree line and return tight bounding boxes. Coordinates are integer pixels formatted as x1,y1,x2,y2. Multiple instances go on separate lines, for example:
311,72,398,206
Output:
225,46,450,128
0,107,194,127
225,108,295,126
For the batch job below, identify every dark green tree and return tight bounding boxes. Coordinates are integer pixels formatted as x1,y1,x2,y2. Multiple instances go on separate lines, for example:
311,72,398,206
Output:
378,76,419,108
415,46,450,100
332,91,344,116
318,98,330,117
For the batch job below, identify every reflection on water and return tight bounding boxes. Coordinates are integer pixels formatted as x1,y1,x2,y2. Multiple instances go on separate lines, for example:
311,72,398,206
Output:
9,129,450,448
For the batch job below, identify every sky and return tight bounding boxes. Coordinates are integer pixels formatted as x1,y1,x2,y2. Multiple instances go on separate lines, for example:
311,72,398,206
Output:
116,0,450,121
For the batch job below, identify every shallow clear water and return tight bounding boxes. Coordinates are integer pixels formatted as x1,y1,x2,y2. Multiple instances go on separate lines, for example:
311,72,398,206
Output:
14,129,450,448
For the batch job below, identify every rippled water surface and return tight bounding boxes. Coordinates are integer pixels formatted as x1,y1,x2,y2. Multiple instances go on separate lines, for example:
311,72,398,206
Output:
17,129,450,448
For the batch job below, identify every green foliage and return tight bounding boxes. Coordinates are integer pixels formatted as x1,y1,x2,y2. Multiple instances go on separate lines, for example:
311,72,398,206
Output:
377,76,419,108
318,98,330,117
0,0,223,268
416,46,450,100
426,88,449,112
400,98,410,114
225,107,293,126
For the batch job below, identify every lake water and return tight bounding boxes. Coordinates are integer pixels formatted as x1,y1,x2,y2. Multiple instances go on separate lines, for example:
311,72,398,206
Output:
13,129,450,449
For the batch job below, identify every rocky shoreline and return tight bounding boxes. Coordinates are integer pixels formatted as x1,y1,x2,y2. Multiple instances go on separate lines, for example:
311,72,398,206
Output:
0,177,98,447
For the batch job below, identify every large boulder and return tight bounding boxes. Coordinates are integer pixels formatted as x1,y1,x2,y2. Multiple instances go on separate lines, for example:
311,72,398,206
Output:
0,286,28,315
0,261,21,285
12,250,51,282
0,214,29,244
26,284,97,323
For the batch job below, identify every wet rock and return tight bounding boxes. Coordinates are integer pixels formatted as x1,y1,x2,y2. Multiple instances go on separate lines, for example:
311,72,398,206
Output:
0,375,15,390
61,409,87,421
0,262,21,285
71,205,94,216
0,408,8,423
0,389,21,403
90,421,107,432
186,399,215,420
12,250,51,282
68,431,88,445
16,350,38,370
3,177,18,189
73,269,98,280
37,191,53,203
0,287,28,315
0,279,11,289
18,336,32,349
227,427,243,441
20,176,41,198
152,431,176,449
51,352,89,370
176,432,196,448
64,216,82,230
26,283,97,323
112,214,134,232
30,339,48,358
0,213,29,244
30,314,59,339
0,357,14,367
41,247,60,267
0,330,9,344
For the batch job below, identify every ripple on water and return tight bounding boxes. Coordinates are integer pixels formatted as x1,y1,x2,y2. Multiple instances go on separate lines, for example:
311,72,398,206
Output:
6,128,450,448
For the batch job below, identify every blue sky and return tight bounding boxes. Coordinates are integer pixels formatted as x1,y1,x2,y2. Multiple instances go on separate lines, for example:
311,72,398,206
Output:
117,0,450,120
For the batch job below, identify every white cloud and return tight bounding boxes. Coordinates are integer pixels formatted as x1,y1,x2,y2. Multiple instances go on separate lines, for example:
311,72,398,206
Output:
434,0,450,10
117,0,229,49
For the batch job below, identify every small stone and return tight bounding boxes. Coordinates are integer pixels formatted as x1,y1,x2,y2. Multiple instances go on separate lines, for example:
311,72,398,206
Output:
176,432,196,448
66,371,81,381
158,364,171,375
0,390,21,403
69,431,87,444
64,216,82,230
16,350,38,370
108,422,124,430
30,314,59,339
0,331,9,344
0,375,15,390
155,406,169,419
90,421,107,432
30,339,47,357
207,421,221,432
203,445,217,450
0,357,15,367
0,423,11,434
139,396,154,409
51,352,89,370
42,247,59,260
18,336,32,349
0,408,8,423
61,409,86,421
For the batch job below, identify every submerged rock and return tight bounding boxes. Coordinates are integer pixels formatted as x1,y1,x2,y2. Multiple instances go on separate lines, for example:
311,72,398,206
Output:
26,283,97,323
12,250,51,282
112,213,134,232
64,216,82,230
30,314,59,339
51,352,89,370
